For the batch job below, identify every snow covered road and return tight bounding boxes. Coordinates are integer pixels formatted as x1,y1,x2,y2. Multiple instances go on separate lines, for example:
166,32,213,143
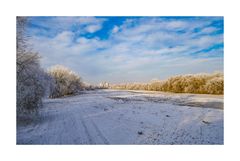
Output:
17,89,223,144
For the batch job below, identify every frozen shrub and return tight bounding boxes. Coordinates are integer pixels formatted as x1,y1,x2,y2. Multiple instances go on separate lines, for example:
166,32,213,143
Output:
110,72,224,95
48,65,84,98
204,77,224,94
148,81,162,91
139,83,149,90
17,17,48,116
17,53,46,114
164,74,208,93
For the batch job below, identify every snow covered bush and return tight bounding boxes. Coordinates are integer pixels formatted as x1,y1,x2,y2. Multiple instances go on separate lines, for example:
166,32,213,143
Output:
110,72,224,94
17,53,45,113
148,80,163,91
111,82,146,90
17,17,48,116
162,74,207,93
48,65,84,98
204,74,224,94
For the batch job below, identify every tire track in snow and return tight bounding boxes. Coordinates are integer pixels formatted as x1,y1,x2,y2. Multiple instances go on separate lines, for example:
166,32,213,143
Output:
91,120,109,144
80,117,95,144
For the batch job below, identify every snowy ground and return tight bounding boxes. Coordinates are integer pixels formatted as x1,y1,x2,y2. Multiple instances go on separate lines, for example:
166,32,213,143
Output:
17,89,223,144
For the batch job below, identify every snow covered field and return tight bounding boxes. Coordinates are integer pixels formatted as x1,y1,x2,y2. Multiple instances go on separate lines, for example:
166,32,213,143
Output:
17,89,223,144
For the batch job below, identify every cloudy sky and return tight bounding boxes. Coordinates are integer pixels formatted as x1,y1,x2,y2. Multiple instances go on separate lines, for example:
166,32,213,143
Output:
27,16,223,84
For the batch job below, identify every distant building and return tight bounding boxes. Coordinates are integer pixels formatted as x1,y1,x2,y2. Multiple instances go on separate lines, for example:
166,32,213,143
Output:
99,82,110,88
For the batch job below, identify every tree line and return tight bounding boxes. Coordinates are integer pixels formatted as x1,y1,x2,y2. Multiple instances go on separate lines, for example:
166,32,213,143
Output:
110,72,223,94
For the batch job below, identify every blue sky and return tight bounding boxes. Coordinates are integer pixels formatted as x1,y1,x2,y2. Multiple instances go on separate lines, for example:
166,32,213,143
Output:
27,16,223,84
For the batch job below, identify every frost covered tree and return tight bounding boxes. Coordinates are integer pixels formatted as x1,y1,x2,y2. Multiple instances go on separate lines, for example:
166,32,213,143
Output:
48,65,84,98
17,17,48,117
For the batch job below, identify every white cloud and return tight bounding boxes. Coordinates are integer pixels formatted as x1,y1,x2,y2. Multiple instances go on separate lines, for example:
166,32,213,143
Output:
77,17,106,33
53,31,73,45
188,35,223,48
29,17,223,84
85,24,102,33
165,20,188,29
200,27,217,34
28,17,107,35
78,17,106,24
142,46,189,56
112,26,119,33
